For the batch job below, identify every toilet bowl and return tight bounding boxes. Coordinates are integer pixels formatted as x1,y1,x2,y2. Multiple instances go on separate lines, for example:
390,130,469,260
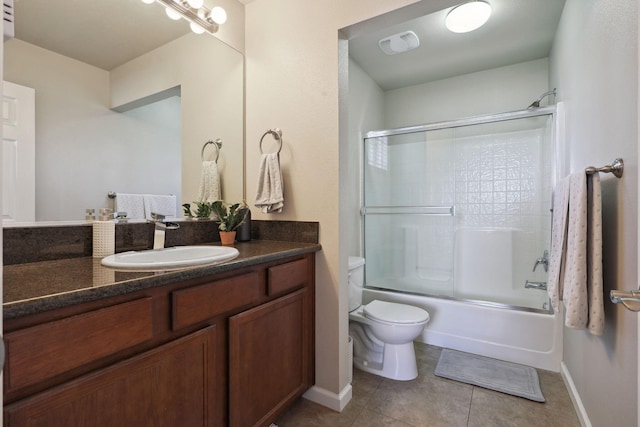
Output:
348,256,430,381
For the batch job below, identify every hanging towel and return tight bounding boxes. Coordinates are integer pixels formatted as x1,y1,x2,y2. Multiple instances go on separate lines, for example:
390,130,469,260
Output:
254,153,284,213
546,176,569,313
143,194,177,220
547,172,604,335
115,193,145,219
563,173,589,330
586,173,604,335
197,160,221,203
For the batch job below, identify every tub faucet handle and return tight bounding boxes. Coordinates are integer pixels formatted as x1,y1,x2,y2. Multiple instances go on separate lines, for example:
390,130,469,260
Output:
532,250,549,272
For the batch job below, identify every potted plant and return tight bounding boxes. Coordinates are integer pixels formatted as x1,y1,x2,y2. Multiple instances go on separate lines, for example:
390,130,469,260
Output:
211,201,248,245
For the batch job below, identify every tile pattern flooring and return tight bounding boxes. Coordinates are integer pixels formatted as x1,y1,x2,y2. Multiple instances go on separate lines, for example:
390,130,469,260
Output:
275,343,581,426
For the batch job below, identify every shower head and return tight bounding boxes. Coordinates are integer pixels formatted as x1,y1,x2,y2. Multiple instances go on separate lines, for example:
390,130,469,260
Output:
527,88,557,109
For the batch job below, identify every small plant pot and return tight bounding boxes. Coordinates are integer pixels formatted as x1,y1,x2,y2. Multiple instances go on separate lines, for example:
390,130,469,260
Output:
219,231,236,246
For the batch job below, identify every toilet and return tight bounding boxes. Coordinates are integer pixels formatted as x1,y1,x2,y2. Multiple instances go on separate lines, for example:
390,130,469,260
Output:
348,256,430,381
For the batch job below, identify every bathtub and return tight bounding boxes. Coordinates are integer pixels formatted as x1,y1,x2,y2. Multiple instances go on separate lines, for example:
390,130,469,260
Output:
363,288,563,372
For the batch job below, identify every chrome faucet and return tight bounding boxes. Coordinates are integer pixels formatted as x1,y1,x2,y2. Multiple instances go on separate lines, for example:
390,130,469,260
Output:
532,250,549,272
150,212,180,249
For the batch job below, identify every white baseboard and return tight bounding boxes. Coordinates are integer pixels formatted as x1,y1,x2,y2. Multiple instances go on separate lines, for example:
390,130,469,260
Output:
303,383,353,412
561,361,591,427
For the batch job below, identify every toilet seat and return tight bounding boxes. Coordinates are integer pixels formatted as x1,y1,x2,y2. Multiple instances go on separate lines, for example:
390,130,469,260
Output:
363,300,429,325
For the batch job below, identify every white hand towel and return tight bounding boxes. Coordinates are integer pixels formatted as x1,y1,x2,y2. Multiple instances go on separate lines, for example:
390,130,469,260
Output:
143,194,177,220
547,172,605,335
115,193,145,219
254,153,284,213
197,161,221,203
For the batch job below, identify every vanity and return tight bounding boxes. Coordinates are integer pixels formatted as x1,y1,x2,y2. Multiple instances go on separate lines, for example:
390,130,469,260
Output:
2,223,320,427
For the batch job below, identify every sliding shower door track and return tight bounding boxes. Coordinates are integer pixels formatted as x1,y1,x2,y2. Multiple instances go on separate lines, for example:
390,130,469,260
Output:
365,106,556,139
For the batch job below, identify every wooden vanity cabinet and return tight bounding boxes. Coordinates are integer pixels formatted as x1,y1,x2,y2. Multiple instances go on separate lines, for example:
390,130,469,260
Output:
5,327,218,427
229,258,314,427
3,253,315,427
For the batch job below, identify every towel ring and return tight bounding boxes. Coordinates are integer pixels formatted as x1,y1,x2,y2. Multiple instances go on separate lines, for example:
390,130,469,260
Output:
259,128,283,155
201,138,223,162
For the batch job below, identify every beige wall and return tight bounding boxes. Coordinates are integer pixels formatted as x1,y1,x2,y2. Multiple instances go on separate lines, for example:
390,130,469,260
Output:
550,0,638,425
245,0,465,407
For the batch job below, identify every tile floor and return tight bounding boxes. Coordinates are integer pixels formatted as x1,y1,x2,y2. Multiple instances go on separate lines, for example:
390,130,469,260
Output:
275,343,581,427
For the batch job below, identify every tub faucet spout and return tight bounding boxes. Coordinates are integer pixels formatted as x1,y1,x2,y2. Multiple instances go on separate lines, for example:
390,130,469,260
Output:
525,280,547,291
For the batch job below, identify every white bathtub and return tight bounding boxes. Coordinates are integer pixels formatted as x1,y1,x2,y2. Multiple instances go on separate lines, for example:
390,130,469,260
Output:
363,288,563,372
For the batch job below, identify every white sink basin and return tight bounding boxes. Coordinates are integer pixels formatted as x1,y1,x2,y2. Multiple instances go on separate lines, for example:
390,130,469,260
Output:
101,245,239,271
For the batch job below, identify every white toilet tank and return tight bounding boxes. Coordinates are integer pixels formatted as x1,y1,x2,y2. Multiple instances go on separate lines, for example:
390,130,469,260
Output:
348,256,366,312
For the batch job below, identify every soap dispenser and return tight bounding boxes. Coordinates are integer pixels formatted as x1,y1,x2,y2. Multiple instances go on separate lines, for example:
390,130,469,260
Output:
93,208,115,257
237,206,251,242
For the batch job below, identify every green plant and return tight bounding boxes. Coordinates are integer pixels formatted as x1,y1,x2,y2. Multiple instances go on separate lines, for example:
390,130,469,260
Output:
182,202,213,219
211,201,248,232
182,203,194,218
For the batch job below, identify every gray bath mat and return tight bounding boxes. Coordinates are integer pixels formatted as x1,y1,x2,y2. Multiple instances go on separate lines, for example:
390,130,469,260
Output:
434,349,545,402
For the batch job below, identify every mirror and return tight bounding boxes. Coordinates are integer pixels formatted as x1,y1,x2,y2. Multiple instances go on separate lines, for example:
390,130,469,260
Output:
3,0,244,223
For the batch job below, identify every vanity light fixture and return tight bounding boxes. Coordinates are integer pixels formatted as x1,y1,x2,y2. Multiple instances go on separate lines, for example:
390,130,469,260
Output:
445,1,492,33
142,0,227,35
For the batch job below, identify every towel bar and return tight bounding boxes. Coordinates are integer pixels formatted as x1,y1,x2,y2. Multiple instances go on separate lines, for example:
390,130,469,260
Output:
585,158,624,178
201,138,222,162
259,128,283,154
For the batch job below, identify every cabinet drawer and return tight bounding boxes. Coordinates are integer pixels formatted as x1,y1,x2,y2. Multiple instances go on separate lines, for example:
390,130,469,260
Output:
5,297,154,393
267,258,308,296
172,272,260,330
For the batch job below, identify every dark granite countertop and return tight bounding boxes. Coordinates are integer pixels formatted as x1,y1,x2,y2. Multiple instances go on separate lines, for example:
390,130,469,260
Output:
4,240,321,320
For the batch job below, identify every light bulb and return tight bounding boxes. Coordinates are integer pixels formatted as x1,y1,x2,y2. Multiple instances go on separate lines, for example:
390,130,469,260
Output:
445,1,491,33
185,0,204,8
141,0,155,4
190,22,206,34
209,6,227,25
165,7,182,20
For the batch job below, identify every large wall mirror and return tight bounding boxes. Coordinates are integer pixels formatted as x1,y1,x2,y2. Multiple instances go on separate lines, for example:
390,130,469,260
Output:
3,0,244,223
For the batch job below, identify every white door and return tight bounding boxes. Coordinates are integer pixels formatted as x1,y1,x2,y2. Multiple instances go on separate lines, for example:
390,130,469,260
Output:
2,81,35,223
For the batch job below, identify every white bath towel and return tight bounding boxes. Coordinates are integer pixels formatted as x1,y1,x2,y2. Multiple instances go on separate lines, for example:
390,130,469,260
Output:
197,160,221,203
143,194,177,220
115,193,145,219
547,172,604,335
254,153,284,213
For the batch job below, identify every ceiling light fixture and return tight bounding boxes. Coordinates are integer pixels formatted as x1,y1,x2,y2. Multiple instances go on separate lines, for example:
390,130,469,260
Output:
142,0,227,35
445,1,492,33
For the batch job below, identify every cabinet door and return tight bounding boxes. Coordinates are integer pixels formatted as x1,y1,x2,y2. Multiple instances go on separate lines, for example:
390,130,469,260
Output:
5,326,218,427
229,289,312,427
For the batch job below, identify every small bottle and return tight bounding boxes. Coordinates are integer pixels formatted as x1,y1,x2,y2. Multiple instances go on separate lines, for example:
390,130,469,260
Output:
85,208,96,222
237,207,251,242
93,208,115,257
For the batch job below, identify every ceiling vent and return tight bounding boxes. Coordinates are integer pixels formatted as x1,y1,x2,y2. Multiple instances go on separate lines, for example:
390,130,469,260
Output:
378,31,420,55
4,0,14,42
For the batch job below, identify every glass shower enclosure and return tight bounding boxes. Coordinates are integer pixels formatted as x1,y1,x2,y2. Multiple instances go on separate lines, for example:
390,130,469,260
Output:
362,108,556,311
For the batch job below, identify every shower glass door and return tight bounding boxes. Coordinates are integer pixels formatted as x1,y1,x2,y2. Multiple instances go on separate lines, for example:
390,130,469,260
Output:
363,112,554,311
